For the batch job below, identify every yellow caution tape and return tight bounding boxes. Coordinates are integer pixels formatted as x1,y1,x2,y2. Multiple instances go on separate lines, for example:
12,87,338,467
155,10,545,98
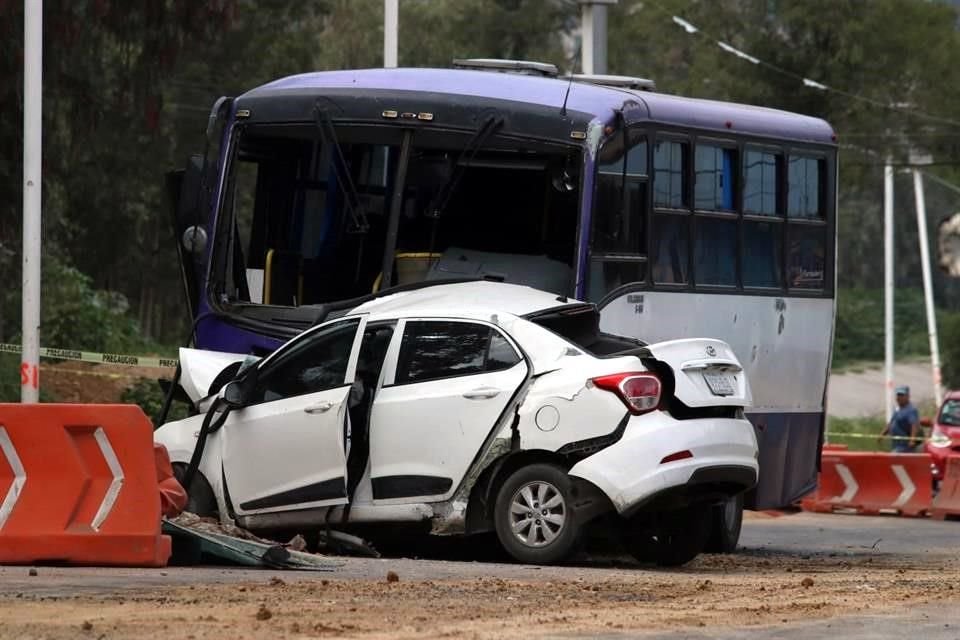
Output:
0,343,177,369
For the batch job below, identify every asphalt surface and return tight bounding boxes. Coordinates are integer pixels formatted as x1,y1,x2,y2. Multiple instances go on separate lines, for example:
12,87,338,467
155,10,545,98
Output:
2,511,958,639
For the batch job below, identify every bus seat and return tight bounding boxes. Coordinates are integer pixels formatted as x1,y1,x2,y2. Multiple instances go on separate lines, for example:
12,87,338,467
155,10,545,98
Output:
426,247,571,295
371,252,442,293
264,248,303,306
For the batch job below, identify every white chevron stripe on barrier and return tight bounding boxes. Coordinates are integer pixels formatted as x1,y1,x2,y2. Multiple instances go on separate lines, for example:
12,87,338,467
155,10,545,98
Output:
0,427,26,530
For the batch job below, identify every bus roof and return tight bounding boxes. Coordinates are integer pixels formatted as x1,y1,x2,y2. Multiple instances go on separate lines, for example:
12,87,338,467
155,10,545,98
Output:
239,67,836,146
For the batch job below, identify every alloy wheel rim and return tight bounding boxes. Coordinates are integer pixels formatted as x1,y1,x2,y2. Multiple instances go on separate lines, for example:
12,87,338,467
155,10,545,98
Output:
508,480,566,548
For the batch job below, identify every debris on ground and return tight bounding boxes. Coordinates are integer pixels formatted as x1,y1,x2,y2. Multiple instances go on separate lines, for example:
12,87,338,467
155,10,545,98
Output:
801,577,815,588
163,517,337,571
386,571,400,583
255,605,272,621
27,569,36,577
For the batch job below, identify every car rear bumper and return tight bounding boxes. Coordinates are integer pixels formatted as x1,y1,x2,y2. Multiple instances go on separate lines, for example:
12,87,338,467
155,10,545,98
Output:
567,412,759,515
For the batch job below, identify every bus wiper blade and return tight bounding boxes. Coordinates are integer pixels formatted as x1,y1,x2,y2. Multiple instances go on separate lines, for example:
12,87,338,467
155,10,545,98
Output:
428,113,505,219
314,105,369,233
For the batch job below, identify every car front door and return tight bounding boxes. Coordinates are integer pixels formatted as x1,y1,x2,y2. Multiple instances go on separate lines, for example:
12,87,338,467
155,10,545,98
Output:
368,319,528,502
220,316,366,515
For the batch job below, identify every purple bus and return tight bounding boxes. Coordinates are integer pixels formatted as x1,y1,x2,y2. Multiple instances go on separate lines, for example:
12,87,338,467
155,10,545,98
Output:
167,61,836,542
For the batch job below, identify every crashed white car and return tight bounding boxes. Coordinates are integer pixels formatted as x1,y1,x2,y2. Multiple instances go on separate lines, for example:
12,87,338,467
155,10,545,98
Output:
156,281,758,565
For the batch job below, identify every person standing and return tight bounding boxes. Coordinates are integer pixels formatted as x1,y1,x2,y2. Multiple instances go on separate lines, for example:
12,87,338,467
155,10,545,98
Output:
880,386,921,453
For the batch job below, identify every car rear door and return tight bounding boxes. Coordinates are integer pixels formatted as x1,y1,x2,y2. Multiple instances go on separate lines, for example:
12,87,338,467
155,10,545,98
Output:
368,319,528,502
220,316,366,515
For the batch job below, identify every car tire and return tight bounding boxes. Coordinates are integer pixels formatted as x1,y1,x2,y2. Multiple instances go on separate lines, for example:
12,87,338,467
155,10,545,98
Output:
493,463,580,565
625,505,711,567
704,493,744,554
172,463,218,518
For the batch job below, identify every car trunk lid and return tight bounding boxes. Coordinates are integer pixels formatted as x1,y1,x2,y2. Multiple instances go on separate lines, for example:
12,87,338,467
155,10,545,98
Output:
643,338,752,408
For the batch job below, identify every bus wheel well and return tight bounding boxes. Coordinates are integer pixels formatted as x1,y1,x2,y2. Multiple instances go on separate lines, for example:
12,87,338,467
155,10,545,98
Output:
465,449,569,534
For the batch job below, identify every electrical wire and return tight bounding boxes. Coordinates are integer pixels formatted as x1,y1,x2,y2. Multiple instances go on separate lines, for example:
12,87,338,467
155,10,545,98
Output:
644,1,960,129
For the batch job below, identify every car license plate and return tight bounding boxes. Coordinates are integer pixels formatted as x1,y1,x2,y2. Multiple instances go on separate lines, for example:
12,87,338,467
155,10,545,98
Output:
703,371,736,396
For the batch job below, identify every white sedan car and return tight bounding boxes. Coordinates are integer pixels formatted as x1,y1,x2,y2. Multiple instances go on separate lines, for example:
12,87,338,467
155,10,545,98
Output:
156,281,758,565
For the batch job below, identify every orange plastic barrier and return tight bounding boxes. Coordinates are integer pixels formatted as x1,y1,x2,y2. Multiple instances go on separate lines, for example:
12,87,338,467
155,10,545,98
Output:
931,456,960,521
0,404,171,566
822,443,849,451
801,451,932,517
155,444,187,519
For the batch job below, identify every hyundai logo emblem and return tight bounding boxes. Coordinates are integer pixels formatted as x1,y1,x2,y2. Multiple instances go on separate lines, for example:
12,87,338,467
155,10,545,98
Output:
705,345,717,357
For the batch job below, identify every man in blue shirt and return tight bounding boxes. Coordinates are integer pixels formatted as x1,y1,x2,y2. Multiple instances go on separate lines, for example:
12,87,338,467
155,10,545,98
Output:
881,386,921,453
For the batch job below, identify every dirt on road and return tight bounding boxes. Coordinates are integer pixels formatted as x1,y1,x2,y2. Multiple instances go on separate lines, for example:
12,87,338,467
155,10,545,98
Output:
2,547,958,640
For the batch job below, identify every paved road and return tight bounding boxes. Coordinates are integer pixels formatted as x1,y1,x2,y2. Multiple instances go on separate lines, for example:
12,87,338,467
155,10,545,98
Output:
1,512,957,639
828,359,934,418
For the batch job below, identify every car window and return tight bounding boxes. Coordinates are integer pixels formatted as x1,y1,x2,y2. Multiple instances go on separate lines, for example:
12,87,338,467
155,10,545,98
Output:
252,318,360,403
395,321,521,385
939,399,960,426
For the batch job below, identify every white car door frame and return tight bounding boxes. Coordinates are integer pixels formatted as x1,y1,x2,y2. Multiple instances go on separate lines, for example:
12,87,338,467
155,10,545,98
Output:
368,318,528,504
220,315,367,515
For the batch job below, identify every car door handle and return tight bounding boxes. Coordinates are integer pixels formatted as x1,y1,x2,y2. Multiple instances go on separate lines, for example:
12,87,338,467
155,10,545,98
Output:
463,387,501,400
304,400,335,414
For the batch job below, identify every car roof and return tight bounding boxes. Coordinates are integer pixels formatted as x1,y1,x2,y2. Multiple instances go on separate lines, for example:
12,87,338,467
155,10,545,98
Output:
239,68,836,145
346,281,581,322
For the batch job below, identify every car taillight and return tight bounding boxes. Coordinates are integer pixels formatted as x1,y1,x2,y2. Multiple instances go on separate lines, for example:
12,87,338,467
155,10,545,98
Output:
591,372,661,415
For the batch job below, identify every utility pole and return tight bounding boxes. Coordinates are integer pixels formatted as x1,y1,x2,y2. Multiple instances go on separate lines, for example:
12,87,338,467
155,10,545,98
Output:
578,0,617,75
912,168,943,406
384,0,398,68
883,160,894,416
21,0,42,403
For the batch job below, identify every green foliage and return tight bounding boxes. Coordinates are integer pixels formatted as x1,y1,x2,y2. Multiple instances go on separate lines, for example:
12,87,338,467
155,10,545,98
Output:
120,378,190,427
0,354,56,403
832,288,960,368
825,416,888,452
941,313,960,389
3,0,960,355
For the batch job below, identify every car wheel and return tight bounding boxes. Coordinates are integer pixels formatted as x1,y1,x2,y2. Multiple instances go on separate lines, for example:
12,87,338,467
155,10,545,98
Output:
704,493,744,554
172,463,218,518
625,506,710,567
493,463,580,565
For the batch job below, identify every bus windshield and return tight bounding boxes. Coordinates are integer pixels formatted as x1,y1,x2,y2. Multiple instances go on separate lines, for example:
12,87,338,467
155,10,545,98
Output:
214,122,581,308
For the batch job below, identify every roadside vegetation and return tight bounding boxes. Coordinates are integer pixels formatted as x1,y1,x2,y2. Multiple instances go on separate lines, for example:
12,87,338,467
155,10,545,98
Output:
2,1,960,415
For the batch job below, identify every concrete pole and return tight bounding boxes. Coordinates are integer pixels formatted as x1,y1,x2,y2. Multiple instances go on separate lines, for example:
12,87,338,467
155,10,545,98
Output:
21,0,42,403
912,169,943,406
884,161,894,415
580,3,594,75
384,0,398,68
592,3,608,75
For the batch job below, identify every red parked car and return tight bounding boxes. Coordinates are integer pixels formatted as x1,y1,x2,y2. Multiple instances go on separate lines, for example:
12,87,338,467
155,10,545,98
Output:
924,391,960,485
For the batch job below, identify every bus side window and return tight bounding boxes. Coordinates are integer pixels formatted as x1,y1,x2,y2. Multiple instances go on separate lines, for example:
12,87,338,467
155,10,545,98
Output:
744,150,782,216
788,156,823,219
743,219,783,288
695,146,736,211
653,141,689,209
652,213,689,285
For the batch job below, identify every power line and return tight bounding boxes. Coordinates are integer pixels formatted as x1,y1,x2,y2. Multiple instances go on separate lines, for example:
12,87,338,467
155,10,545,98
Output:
646,2,960,129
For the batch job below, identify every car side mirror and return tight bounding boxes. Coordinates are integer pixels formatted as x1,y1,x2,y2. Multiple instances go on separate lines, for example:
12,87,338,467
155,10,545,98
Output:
921,417,933,427
221,380,247,408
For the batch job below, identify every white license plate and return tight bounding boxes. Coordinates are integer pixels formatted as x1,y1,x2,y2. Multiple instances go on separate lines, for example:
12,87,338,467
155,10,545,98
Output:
703,371,736,396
